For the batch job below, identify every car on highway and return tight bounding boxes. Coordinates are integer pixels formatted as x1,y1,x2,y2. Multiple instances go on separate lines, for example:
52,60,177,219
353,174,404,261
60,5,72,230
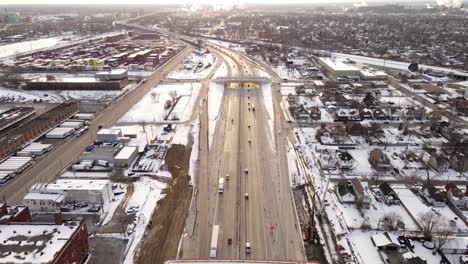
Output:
245,168,248,174
245,193,249,199
226,174,230,180
248,139,251,144
245,242,251,254
248,125,251,129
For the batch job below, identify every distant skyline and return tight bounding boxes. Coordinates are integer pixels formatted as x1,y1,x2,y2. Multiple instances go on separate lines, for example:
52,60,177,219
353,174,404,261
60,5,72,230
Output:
0,0,429,5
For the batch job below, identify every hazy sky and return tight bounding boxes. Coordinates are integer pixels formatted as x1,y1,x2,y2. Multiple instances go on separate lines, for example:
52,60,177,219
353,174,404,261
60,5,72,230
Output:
0,0,372,4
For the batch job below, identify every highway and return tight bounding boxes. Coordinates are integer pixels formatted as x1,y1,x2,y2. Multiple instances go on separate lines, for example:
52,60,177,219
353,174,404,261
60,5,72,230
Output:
0,46,194,205
180,45,306,261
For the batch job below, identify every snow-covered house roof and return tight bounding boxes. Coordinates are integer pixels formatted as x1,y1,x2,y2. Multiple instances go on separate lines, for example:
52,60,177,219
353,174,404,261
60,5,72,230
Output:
371,232,400,248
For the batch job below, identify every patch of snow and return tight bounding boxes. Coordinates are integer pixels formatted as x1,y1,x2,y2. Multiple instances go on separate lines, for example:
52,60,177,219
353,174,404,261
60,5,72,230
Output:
123,177,167,264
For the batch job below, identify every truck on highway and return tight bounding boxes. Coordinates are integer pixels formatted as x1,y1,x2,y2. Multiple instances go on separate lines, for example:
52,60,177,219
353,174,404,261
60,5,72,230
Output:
218,178,224,193
209,225,220,258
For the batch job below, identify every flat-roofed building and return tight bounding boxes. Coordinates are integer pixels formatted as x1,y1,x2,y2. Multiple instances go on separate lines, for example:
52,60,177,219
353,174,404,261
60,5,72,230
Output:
318,57,360,77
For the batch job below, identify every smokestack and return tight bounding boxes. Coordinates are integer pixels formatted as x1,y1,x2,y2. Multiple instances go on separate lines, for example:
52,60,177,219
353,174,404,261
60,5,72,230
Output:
53,210,63,225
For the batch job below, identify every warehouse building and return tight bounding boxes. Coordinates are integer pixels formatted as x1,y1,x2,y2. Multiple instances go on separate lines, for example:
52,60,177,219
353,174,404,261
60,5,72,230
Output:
95,69,128,81
25,75,128,90
0,102,78,160
318,57,360,77
23,192,66,212
114,146,138,167
96,128,123,143
31,179,115,212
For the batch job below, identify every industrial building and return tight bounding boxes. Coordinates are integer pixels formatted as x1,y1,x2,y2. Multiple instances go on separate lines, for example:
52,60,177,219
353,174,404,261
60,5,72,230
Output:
0,102,78,160
95,69,128,81
318,57,360,77
23,192,66,212
114,146,138,167
25,75,129,90
30,179,115,212
96,128,123,143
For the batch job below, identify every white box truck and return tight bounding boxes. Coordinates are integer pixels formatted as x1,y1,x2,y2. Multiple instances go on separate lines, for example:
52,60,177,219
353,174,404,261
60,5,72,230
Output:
218,178,224,194
209,225,219,258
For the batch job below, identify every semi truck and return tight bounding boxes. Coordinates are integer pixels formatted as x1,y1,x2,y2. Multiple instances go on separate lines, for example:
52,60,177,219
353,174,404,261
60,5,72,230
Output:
209,225,220,258
218,178,224,193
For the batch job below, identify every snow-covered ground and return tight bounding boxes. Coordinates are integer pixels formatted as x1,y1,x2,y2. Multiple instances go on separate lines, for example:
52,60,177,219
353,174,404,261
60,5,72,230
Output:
167,50,217,80
123,177,167,264
332,52,467,76
349,230,384,264
0,86,129,103
207,62,227,148
119,83,201,123
188,117,200,185
273,64,302,81
0,36,70,58
260,83,275,144
101,184,128,226
395,186,468,232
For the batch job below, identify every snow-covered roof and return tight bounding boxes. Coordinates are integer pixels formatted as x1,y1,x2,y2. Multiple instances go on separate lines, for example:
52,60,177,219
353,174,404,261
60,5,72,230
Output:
0,221,80,263
319,57,359,72
371,232,399,247
23,192,65,202
97,128,121,135
442,237,468,250
34,179,110,192
115,146,137,160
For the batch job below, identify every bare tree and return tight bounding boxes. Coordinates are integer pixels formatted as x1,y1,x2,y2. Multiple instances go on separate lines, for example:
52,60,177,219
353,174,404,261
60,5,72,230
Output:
417,211,442,240
150,92,157,102
169,90,178,102
433,220,455,251
164,99,172,110
381,212,404,231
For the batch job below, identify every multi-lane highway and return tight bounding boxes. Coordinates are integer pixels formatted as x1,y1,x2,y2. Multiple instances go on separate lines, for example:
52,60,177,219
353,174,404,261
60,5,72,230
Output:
180,45,306,261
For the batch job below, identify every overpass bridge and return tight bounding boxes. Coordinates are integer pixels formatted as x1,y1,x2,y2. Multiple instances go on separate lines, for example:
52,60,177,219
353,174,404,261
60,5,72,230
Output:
212,77,270,84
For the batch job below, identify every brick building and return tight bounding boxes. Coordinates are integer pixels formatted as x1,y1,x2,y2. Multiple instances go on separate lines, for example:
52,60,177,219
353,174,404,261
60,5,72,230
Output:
0,210,89,264
0,203,32,224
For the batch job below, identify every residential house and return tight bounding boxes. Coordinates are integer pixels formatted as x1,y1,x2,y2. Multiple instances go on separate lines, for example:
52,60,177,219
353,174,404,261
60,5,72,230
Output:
401,252,427,264
335,108,361,122
360,108,373,120
292,104,310,122
453,97,468,116
369,148,392,171
446,185,468,209
441,237,468,254
309,107,321,120
421,182,446,207
428,152,450,172
337,151,355,170
371,232,400,251
350,178,371,209
378,182,400,205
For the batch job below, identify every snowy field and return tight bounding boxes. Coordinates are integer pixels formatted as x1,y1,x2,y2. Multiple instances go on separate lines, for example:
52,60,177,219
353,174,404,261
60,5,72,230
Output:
119,83,201,123
349,230,384,264
332,52,468,76
394,187,468,232
167,51,217,79
273,64,302,81
101,184,128,226
339,190,418,231
123,177,167,264
0,37,70,58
